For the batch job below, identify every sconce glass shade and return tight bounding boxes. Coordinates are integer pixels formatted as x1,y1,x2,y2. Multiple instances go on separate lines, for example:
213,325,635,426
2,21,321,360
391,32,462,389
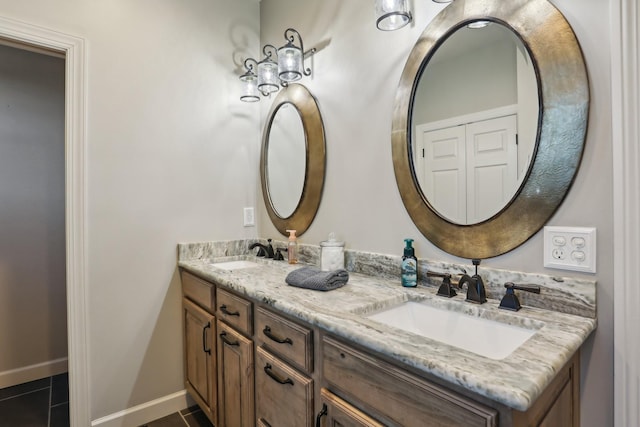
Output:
239,72,260,102
375,0,412,31
278,42,303,82
257,58,280,95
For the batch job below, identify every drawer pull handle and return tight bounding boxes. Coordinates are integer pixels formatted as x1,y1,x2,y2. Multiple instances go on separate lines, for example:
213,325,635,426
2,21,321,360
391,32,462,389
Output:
264,363,294,386
202,322,211,355
263,326,293,345
219,331,239,346
315,404,328,427
220,304,240,316
259,419,272,427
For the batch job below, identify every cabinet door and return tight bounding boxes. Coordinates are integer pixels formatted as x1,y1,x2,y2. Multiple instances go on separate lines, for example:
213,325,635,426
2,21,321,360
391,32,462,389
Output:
217,320,254,427
255,346,314,427
183,298,217,424
319,388,384,427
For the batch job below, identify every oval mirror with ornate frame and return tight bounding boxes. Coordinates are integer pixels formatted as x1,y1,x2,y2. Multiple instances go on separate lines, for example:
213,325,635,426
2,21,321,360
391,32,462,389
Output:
261,83,326,236
392,0,589,259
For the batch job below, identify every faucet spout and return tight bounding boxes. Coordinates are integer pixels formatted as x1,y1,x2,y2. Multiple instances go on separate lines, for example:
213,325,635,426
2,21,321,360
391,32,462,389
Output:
458,272,487,304
249,239,275,258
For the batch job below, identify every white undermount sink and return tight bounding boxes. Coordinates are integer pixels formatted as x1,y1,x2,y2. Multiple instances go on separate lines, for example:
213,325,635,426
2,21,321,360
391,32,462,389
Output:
366,301,538,360
210,260,260,271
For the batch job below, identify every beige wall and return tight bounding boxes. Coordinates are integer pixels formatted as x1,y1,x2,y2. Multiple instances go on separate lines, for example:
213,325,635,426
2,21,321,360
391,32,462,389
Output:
0,45,66,377
0,0,260,420
0,0,614,424
258,0,613,426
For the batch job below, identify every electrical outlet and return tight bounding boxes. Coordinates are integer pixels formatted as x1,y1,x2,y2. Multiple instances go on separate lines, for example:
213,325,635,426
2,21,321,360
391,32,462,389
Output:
543,226,596,273
243,207,255,227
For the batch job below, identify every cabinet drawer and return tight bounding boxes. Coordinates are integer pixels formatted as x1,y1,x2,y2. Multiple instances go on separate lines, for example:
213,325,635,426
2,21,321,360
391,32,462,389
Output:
182,271,215,312
255,307,313,373
323,336,498,427
216,288,252,335
255,346,314,427
320,388,385,427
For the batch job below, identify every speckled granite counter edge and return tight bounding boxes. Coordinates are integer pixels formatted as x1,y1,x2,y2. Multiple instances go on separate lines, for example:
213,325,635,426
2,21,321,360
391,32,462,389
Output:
178,239,596,319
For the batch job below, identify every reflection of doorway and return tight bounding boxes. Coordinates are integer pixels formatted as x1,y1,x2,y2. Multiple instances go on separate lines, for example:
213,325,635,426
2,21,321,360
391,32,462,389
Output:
415,110,518,224
0,16,89,426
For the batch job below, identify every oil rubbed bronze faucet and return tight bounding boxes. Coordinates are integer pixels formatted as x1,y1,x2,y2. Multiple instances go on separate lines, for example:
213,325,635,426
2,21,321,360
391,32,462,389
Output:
499,282,541,311
459,259,487,304
249,238,275,258
427,271,458,298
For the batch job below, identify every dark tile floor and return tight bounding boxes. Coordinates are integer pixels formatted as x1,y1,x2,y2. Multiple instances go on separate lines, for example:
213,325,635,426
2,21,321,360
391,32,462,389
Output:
141,406,213,427
0,373,69,427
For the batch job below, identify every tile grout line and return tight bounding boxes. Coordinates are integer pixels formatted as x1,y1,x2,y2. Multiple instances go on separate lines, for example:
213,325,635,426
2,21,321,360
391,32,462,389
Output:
178,411,190,426
47,376,53,427
0,386,51,403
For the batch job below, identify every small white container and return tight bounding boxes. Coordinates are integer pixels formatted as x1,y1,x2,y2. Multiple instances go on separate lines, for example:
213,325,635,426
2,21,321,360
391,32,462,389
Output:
320,232,345,271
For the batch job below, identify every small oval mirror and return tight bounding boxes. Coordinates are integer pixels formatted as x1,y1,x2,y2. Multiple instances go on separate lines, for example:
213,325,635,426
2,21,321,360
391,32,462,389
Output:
266,102,306,218
260,84,326,236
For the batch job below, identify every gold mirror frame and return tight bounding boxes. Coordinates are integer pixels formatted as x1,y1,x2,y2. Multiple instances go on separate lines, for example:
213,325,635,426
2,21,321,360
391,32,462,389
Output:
392,0,589,259
261,83,326,236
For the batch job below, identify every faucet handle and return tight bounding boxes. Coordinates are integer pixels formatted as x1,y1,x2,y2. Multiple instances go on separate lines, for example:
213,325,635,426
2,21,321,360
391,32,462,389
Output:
427,271,458,297
427,272,457,298
499,282,541,311
274,248,286,261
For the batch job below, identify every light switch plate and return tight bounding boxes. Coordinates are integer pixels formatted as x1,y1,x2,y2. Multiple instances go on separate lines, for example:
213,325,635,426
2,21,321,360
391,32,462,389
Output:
543,226,596,273
243,207,255,227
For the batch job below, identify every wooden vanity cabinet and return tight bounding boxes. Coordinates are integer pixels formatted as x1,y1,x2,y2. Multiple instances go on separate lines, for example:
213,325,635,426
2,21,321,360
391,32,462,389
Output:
322,335,498,427
216,319,254,427
181,269,581,427
181,271,256,427
254,307,315,427
181,273,217,423
321,334,581,427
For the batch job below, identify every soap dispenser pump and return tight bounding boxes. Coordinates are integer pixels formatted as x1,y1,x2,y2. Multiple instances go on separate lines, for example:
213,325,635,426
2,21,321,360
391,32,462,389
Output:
401,238,418,287
286,229,298,264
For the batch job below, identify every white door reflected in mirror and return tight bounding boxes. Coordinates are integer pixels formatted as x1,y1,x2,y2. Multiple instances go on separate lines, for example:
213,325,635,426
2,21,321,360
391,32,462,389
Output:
411,22,538,225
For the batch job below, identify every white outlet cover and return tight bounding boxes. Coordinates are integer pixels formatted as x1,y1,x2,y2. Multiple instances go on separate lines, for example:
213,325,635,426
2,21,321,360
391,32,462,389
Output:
243,207,255,227
543,226,596,273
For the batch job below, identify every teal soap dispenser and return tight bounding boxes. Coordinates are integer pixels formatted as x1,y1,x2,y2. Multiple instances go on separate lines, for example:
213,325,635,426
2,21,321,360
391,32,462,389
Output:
401,238,418,287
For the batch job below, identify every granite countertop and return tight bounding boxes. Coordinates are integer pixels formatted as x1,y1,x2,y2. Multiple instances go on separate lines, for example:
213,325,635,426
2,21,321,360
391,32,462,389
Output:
178,254,596,412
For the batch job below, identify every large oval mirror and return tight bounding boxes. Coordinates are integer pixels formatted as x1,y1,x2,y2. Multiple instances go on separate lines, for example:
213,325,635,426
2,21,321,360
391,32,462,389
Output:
412,23,538,225
261,83,326,236
392,0,589,259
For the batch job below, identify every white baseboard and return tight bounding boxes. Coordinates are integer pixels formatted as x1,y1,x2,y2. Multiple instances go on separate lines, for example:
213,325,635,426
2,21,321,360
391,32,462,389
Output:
91,390,194,427
0,357,68,389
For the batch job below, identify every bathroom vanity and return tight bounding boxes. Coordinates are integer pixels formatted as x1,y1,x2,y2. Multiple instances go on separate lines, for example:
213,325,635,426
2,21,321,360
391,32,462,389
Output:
178,241,596,427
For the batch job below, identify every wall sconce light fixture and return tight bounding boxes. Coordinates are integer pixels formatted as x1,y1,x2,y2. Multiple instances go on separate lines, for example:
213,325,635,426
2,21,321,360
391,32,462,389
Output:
278,28,311,82
376,0,458,31
239,58,260,103
375,0,412,31
239,28,316,102
257,45,280,96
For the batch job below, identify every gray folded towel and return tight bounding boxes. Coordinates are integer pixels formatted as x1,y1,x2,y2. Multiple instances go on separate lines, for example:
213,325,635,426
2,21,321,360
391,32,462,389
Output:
285,267,349,291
